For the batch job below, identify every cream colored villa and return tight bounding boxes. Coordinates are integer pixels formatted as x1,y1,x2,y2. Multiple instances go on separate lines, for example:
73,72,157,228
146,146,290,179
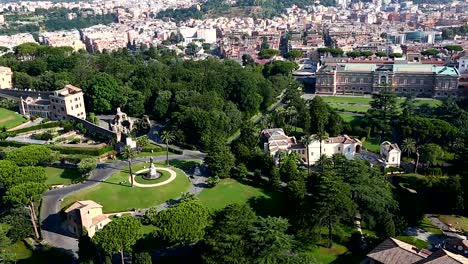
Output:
65,200,111,238
379,141,401,168
261,128,362,165
19,84,86,120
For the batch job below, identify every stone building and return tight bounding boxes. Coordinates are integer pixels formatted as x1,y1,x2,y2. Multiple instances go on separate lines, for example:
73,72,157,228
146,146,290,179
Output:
315,63,460,97
65,200,111,238
19,84,86,120
0,66,12,89
379,141,401,168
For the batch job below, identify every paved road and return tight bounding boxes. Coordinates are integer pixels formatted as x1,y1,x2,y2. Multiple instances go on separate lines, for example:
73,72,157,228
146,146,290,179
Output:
40,151,206,256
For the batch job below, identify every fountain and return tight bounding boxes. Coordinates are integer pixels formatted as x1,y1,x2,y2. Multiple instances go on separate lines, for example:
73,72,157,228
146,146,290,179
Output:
143,157,161,179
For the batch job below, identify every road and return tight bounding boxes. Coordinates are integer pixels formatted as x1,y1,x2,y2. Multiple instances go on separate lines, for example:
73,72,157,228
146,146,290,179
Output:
40,151,206,256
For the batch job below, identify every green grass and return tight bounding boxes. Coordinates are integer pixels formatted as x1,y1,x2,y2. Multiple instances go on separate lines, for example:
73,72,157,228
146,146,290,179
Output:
328,103,370,113
418,217,443,235
61,162,191,213
43,167,83,185
362,137,380,153
305,244,362,264
198,179,274,210
0,108,27,129
4,241,33,260
134,169,171,184
396,236,429,249
321,96,373,105
135,151,173,158
140,224,157,235
339,113,363,124
438,215,468,231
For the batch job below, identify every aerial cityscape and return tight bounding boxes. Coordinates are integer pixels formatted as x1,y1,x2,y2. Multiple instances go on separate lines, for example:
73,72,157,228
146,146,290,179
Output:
0,0,467,263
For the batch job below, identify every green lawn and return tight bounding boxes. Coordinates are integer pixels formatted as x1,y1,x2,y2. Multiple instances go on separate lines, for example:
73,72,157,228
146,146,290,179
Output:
418,217,443,235
134,170,171,184
320,96,373,105
328,103,370,113
140,224,157,235
43,167,83,185
305,244,362,264
338,113,363,124
0,108,27,129
4,241,33,260
61,162,191,213
135,151,173,158
362,137,380,153
396,236,429,249
198,179,275,210
438,215,468,231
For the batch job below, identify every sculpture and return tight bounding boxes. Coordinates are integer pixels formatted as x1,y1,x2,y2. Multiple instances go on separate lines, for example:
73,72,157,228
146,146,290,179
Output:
144,157,160,180
109,107,134,142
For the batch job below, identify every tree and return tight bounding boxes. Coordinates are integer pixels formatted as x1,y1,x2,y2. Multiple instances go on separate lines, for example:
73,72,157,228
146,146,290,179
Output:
159,130,175,165
401,138,416,158
242,54,255,66
133,252,152,264
5,145,53,166
150,201,210,246
93,215,142,264
78,233,97,264
346,51,362,58
311,172,355,247
376,51,387,58
444,45,463,54
84,73,123,113
153,90,172,119
389,53,403,58
78,157,97,177
122,145,137,187
0,206,33,242
202,204,257,264
361,51,374,57
421,49,439,57
366,86,398,140
312,131,329,161
205,140,235,178
301,135,312,176
420,144,444,168
3,182,47,240
284,50,303,60
87,112,99,124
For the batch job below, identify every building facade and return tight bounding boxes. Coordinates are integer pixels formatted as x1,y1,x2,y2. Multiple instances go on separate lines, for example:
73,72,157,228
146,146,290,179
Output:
261,128,362,165
316,63,460,97
379,141,401,167
0,66,12,89
65,200,111,238
20,84,86,120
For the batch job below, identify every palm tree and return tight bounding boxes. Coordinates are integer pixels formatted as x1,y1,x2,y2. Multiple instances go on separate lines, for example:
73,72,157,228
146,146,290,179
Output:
301,135,312,176
122,145,136,187
401,138,416,157
312,131,329,171
160,130,175,165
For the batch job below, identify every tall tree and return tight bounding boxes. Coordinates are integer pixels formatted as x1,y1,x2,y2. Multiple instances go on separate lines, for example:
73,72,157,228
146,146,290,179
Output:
122,145,137,187
301,135,312,176
3,182,47,240
160,130,175,165
93,215,142,264
401,138,416,158
366,87,398,140
205,140,235,178
78,157,98,177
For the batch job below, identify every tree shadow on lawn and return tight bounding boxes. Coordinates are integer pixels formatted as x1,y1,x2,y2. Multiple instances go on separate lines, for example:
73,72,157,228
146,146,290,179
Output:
247,193,287,218
86,179,131,187
169,160,201,175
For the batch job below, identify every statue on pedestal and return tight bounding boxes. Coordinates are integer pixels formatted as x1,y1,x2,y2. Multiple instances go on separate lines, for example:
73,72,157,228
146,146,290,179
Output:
144,157,160,179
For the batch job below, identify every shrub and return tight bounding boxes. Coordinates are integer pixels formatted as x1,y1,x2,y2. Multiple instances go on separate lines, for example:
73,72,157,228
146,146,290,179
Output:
207,176,220,187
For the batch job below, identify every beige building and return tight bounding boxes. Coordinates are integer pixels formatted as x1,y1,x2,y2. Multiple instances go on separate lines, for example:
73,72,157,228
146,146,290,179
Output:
261,128,362,165
316,63,460,97
20,84,86,120
379,141,401,168
65,200,111,238
0,66,13,89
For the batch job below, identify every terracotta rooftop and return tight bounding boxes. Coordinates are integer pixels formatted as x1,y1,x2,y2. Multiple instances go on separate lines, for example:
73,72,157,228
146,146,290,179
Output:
65,200,103,213
416,249,468,264
367,238,430,264
325,135,360,144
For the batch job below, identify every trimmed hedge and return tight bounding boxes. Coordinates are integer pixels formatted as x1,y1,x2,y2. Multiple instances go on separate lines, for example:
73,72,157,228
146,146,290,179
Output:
0,140,114,156
12,121,62,134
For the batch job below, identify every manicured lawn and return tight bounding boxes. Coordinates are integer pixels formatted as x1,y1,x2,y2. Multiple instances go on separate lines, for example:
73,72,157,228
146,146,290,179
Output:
43,167,83,185
61,162,191,213
339,113,363,124
134,169,171,184
0,108,27,129
418,217,443,235
320,96,373,105
328,103,370,113
438,215,468,231
306,244,362,264
4,241,33,260
362,137,380,153
135,151,173,158
140,224,157,235
198,179,275,210
396,236,429,249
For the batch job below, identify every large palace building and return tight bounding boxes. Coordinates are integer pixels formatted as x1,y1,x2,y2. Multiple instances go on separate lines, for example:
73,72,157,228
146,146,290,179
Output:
315,63,460,97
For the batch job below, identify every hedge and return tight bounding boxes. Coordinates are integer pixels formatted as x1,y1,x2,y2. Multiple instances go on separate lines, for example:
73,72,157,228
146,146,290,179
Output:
11,121,62,134
0,140,114,156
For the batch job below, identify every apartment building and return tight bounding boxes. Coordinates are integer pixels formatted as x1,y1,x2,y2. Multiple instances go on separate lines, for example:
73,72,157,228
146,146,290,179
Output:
19,84,86,120
316,63,460,97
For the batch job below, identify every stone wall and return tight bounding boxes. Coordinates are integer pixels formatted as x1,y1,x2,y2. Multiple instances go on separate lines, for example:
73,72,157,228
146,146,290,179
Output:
68,115,117,140
0,89,54,100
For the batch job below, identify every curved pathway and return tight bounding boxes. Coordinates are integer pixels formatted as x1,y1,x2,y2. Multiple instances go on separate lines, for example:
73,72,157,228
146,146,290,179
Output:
131,167,177,187
40,151,206,256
